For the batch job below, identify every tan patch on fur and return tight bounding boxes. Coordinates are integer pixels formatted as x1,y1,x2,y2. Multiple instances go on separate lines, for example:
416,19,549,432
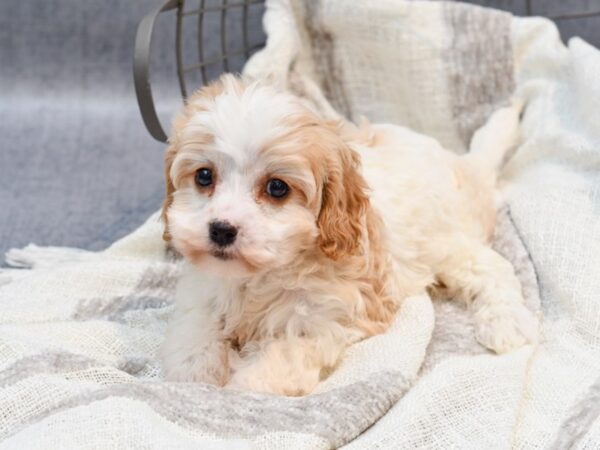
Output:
237,252,262,274
259,113,374,260
161,144,178,242
317,136,370,260
257,112,373,262
217,342,231,387
354,209,401,335
169,240,208,269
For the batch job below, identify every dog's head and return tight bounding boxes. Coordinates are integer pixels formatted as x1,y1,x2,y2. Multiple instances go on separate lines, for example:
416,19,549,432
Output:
163,75,369,277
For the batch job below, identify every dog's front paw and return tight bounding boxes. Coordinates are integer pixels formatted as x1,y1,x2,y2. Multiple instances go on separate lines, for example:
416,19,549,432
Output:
161,342,230,386
225,356,320,396
473,302,539,353
226,374,311,397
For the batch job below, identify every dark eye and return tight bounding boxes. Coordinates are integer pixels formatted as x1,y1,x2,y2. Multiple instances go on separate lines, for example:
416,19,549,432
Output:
266,178,289,198
195,168,213,187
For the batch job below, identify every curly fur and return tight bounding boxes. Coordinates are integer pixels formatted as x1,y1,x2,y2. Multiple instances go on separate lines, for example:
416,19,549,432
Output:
159,75,538,396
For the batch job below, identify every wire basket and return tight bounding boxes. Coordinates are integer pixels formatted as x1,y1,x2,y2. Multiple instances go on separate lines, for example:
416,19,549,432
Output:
134,0,266,142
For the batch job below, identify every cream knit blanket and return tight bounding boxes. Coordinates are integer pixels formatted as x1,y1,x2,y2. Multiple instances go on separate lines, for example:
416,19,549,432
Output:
2,1,600,448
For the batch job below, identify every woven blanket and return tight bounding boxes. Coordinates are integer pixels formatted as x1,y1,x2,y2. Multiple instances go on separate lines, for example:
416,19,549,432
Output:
2,1,600,448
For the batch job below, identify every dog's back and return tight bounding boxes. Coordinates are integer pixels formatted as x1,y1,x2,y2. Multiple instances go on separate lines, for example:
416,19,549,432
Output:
349,101,523,293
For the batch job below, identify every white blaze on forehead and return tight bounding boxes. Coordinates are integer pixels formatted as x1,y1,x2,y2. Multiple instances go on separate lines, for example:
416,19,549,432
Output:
185,83,303,167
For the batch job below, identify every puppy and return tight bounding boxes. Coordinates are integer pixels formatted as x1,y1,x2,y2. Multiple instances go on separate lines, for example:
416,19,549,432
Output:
160,74,538,396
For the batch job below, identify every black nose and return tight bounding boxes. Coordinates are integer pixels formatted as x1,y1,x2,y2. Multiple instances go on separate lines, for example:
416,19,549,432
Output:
209,221,238,247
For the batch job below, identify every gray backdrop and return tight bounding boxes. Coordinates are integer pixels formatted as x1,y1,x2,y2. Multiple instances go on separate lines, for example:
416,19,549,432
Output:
0,0,598,261
0,0,264,261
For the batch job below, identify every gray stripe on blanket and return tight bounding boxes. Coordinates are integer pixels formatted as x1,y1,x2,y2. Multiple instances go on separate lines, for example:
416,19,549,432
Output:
495,207,541,313
301,0,353,119
443,3,514,148
73,294,171,322
549,375,600,450
0,352,151,387
134,263,181,291
72,262,179,321
6,371,411,447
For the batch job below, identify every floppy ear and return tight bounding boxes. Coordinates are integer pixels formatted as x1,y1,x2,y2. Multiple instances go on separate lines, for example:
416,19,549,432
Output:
161,144,177,242
317,142,370,260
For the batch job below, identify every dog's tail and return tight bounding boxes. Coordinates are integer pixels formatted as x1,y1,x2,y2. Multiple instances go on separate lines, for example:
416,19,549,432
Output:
464,98,524,180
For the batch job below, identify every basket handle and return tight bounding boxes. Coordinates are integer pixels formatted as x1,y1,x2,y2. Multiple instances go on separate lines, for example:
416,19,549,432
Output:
133,0,180,143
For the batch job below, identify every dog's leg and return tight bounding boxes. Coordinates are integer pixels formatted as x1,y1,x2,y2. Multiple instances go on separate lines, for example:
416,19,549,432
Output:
434,238,538,353
226,336,346,396
160,268,230,385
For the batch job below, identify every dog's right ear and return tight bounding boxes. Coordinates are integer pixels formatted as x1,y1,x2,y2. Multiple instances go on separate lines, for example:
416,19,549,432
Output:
161,143,177,242
317,138,370,260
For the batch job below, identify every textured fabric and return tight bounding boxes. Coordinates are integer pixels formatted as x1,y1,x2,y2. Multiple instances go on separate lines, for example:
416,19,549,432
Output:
0,205,536,448
246,0,514,153
3,0,600,447
502,30,600,450
243,1,600,448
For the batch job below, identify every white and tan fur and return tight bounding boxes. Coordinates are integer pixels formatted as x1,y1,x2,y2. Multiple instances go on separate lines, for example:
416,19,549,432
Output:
160,75,538,396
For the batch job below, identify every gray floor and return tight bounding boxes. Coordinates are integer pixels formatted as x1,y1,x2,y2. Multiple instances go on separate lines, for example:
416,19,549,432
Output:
0,0,597,261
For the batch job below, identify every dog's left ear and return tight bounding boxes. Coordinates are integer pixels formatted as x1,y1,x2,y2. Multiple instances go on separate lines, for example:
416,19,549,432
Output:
161,143,178,242
317,139,370,260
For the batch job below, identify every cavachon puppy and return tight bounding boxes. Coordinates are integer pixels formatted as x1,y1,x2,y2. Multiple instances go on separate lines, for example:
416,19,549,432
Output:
160,74,538,396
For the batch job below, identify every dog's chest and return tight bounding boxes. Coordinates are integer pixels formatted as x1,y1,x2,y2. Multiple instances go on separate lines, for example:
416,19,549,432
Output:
222,281,354,346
